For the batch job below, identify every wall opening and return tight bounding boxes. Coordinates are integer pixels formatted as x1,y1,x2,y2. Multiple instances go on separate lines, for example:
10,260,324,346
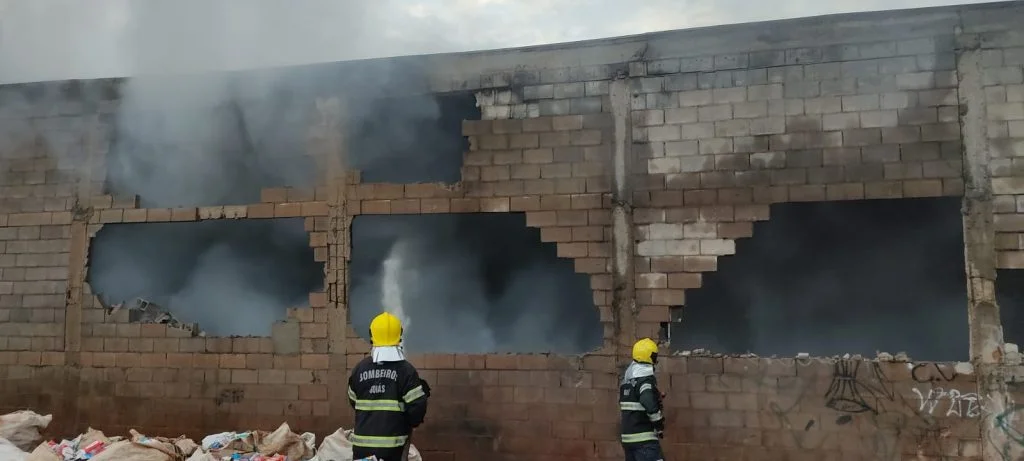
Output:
998,269,1024,345
86,218,324,336
674,197,968,361
349,213,602,354
346,91,479,184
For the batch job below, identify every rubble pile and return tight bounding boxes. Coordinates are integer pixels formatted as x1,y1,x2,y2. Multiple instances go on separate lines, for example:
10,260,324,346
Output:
0,410,421,461
103,297,203,337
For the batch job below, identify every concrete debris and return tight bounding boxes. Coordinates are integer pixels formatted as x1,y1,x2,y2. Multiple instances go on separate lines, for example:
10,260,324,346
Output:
106,297,204,337
668,349,921,362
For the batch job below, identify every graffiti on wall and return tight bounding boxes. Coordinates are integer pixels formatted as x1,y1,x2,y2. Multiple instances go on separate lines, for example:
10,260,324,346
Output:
911,387,1005,418
824,359,895,415
910,363,960,383
712,358,1024,460
984,385,1024,461
748,359,1010,460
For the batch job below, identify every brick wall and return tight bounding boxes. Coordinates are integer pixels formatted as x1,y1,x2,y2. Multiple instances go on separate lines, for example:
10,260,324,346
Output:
3,3,1024,460
622,35,969,341
74,189,333,435
987,31,1024,268
0,92,107,434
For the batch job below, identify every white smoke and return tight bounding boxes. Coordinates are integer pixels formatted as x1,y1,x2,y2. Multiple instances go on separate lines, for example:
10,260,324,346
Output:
63,2,461,335
0,1,608,348
381,240,413,332
349,214,600,354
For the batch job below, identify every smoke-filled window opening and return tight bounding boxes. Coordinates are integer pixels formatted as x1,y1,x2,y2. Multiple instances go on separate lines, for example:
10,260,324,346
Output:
345,91,478,184
672,197,968,361
86,218,324,337
348,213,603,354
997,270,1024,345
103,76,317,208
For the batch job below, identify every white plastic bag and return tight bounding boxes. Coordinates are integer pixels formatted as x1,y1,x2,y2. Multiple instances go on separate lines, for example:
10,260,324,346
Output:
407,444,422,461
200,432,235,451
311,428,419,461
312,428,352,461
0,437,28,461
0,411,52,452
255,423,314,460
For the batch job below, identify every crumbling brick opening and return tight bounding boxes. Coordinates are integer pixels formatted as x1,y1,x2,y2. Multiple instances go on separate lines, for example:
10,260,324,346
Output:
348,213,603,353
85,218,325,336
347,92,479,184
673,197,968,360
104,76,318,208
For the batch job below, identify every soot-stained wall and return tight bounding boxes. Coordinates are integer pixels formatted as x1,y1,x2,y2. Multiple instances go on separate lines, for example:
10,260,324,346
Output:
677,197,969,360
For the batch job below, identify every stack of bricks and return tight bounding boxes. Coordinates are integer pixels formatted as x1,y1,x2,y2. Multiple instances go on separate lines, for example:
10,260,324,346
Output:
986,34,1024,268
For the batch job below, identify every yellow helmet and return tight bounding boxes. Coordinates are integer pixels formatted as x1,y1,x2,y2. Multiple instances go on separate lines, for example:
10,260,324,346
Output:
369,312,403,347
632,338,659,364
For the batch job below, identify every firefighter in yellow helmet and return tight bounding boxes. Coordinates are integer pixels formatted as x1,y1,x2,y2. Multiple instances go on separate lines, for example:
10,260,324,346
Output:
347,312,430,461
618,338,665,461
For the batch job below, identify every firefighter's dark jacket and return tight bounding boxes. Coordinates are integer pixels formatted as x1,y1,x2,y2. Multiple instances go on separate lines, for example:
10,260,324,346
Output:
619,362,664,444
347,356,430,448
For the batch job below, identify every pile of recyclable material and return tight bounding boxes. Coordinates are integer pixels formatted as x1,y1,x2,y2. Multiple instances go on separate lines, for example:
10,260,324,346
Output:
0,410,421,461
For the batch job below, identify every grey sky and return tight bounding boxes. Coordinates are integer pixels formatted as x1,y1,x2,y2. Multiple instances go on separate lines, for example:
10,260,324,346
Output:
0,0,998,84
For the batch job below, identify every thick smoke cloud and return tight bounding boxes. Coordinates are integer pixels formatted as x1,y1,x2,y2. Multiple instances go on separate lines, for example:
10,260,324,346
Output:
0,0,462,84
677,197,971,361
0,1,452,336
88,219,323,337
0,1,605,347
0,0,999,85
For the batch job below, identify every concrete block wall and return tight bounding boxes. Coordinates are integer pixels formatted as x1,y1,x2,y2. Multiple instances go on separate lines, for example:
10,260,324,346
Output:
986,31,1024,268
0,96,112,435
74,187,334,435
626,32,966,337
3,2,1024,460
